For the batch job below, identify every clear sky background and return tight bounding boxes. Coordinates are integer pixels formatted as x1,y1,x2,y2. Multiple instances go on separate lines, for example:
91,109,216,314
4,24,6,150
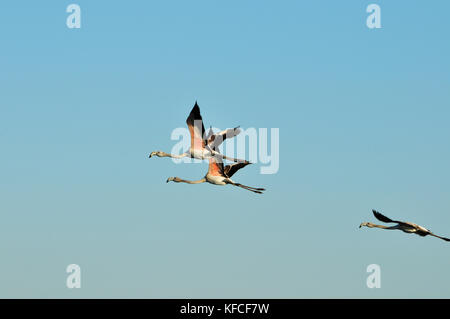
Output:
1,1,449,298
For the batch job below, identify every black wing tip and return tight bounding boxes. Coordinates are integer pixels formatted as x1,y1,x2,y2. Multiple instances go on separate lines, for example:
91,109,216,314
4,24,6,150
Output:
187,101,202,122
189,101,200,113
236,161,252,167
228,161,251,167
372,210,383,218
372,209,384,219
371,209,395,223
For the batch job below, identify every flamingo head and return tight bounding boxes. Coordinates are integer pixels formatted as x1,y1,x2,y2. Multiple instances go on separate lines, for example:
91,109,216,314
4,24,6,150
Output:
149,151,163,158
166,177,175,183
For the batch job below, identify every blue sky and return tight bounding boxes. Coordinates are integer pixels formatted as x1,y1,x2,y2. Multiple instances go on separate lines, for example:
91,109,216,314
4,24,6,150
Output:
1,1,449,298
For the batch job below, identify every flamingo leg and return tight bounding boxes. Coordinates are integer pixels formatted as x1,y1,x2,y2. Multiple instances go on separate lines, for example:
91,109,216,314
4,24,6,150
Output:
229,182,265,194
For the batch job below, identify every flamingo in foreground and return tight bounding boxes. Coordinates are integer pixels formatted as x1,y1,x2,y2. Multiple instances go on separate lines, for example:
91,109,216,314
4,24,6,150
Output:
149,102,248,163
166,133,265,194
360,210,450,242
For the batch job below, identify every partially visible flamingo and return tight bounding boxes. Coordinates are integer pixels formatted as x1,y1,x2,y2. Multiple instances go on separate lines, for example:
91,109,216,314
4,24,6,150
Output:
166,129,265,194
360,210,450,242
149,102,248,163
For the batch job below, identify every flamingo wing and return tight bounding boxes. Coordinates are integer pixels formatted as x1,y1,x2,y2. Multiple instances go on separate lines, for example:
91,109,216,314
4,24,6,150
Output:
223,162,251,178
186,102,206,150
372,210,418,229
205,126,214,143
372,210,403,224
208,127,241,149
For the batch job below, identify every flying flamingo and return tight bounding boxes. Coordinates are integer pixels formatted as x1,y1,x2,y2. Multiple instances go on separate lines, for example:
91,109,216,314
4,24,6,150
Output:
166,130,265,194
149,102,248,163
360,210,450,242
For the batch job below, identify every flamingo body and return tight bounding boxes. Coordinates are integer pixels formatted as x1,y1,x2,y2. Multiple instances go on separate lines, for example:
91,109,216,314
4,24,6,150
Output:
360,210,450,242
205,174,228,185
166,128,265,194
149,102,248,163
